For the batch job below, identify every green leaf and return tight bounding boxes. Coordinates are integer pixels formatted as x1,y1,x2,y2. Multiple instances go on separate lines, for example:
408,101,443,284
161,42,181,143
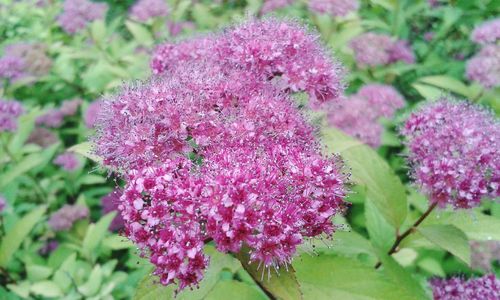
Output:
82,212,115,261
68,142,102,164
134,245,241,300
234,245,302,300
412,83,443,100
7,281,31,298
125,21,153,46
417,224,470,265
365,198,396,250
77,174,106,186
418,75,471,98
0,153,45,189
375,249,430,300
26,265,53,282
192,4,218,28
294,254,419,300
0,206,47,267
205,281,267,300
322,127,407,229
30,280,63,298
78,265,103,297
8,108,41,153
102,235,134,250
91,19,106,45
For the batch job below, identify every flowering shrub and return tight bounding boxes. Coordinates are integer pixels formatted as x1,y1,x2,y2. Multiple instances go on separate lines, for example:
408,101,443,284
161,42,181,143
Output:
0,1,499,300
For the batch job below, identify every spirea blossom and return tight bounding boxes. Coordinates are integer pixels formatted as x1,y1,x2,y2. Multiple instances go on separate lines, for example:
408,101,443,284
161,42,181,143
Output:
130,0,169,22
37,99,82,128
39,240,59,255
0,196,6,213
101,189,125,231
0,99,24,132
470,241,500,271
58,0,108,34
84,101,102,128
349,33,415,67
402,100,500,209
261,0,294,15
466,45,500,89
0,43,51,81
471,18,500,45
430,274,500,300
327,84,404,147
151,19,345,103
48,204,89,231
27,127,59,147
53,153,80,171
308,0,359,17
0,56,25,81
95,19,347,291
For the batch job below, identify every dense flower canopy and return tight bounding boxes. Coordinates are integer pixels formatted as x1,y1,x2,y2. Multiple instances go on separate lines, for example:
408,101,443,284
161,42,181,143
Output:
94,19,348,291
430,274,500,300
402,100,499,209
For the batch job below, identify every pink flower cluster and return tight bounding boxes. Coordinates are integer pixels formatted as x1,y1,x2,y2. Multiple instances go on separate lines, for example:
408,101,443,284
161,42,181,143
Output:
260,0,295,15
48,204,89,231
402,100,500,209
130,0,169,22
37,99,82,128
0,195,6,213
0,43,51,82
101,189,125,231
466,44,500,89
471,18,500,45
470,241,500,271
308,0,359,17
151,19,345,103
430,274,500,300
349,33,415,67
53,152,80,171
327,84,404,147
95,20,347,290
57,0,108,34
0,99,24,133
84,101,102,128
27,127,59,148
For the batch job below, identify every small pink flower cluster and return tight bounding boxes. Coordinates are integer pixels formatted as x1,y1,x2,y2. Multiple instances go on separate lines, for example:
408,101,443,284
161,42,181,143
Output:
151,19,345,103
130,0,169,22
0,43,51,82
327,84,404,147
471,18,500,45
27,127,59,148
0,99,24,133
466,45,500,89
470,241,500,271
48,204,89,231
84,101,102,128
58,0,108,34
261,0,294,15
430,274,500,300
402,100,499,209
101,189,125,231
37,99,82,128
95,20,347,290
349,33,415,67
0,195,6,213
308,0,359,17
53,152,80,171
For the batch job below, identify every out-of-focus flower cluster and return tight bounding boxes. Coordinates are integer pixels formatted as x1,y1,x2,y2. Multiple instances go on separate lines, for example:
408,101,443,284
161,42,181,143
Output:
58,0,108,34
95,19,347,291
0,99,24,133
430,274,500,300
0,43,51,82
467,18,500,89
36,98,82,128
308,0,359,17
53,152,80,171
402,100,500,209
327,84,404,147
261,0,295,15
101,189,125,231
349,33,415,67
130,0,169,22
470,240,500,271
48,204,89,231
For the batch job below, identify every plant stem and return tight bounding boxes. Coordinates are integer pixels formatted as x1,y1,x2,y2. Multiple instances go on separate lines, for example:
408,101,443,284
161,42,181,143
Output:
374,201,438,269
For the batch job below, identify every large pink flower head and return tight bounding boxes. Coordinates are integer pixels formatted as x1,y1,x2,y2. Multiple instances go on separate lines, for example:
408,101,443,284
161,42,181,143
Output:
471,18,500,45
308,0,359,17
401,100,500,209
151,19,345,104
95,19,347,291
430,274,500,300
349,33,415,67
130,0,169,22
466,44,500,89
0,99,24,133
58,0,108,34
